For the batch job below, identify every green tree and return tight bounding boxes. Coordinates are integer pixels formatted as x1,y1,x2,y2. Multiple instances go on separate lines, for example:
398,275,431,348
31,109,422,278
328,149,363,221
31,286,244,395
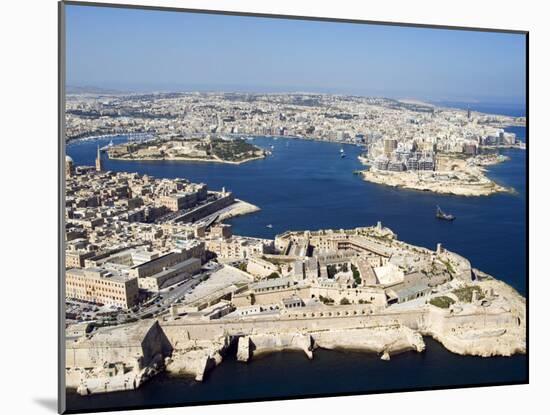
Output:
351,264,362,285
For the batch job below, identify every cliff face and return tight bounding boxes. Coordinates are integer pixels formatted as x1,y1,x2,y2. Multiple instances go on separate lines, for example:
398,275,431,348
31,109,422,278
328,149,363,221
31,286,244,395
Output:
165,343,225,381
421,278,526,357
66,276,526,394
232,327,424,363
237,333,314,362
427,329,525,357
312,326,425,358
66,320,171,395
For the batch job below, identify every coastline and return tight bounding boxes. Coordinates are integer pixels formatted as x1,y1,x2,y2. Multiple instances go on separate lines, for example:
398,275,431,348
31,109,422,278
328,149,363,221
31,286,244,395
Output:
66,338,526,410
67,132,150,144
357,151,519,197
64,127,527,403
359,170,511,196
218,200,261,221
67,259,525,396
108,154,266,165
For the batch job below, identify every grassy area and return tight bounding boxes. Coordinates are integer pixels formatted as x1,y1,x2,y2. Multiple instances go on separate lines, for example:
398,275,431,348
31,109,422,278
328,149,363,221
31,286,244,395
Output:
429,296,456,309
452,286,484,303
351,264,362,286
210,138,261,161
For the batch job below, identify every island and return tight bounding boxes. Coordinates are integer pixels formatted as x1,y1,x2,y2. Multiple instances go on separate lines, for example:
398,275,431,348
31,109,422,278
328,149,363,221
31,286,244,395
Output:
63,164,525,396
107,137,267,164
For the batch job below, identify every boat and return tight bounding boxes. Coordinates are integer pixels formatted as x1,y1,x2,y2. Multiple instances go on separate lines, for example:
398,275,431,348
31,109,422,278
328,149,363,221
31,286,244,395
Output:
266,224,273,229
340,147,345,153
340,152,346,158
436,205,455,221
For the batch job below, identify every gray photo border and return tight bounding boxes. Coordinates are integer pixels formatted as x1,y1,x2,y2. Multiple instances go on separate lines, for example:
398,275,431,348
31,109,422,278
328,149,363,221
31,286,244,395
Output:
58,1,67,413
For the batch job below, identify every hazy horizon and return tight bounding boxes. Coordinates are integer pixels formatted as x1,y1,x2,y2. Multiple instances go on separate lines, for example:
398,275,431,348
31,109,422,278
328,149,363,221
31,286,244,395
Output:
66,5,526,105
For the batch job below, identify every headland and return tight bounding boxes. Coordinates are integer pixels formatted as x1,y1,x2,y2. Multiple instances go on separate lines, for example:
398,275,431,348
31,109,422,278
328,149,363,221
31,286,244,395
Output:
107,137,266,165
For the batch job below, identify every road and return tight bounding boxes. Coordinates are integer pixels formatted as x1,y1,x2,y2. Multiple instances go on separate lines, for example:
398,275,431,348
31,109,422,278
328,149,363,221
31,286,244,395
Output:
133,266,221,319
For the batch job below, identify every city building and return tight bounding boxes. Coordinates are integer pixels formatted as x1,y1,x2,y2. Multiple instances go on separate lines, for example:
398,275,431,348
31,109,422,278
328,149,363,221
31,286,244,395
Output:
65,155,74,177
383,138,398,156
66,267,139,309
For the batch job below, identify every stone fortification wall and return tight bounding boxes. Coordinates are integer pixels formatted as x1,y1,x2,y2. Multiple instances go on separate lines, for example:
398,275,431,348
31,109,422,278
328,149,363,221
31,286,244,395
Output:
66,321,172,369
161,308,427,342
423,306,518,333
173,193,235,223
420,305,525,357
233,286,311,307
310,286,387,307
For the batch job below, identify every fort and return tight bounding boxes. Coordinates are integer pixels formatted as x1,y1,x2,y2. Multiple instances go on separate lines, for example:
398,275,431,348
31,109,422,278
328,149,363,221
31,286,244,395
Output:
65,224,525,395
107,137,266,164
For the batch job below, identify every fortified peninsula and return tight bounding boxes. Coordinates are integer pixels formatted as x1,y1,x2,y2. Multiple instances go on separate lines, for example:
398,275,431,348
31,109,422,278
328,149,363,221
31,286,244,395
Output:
64,157,525,395
359,152,513,196
107,137,266,164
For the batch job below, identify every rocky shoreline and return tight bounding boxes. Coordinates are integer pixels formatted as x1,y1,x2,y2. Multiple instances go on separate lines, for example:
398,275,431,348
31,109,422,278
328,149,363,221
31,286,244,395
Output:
65,226,526,396
158,277,525,385
108,154,266,165
359,169,512,196
67,280,525,395
218,200,261,221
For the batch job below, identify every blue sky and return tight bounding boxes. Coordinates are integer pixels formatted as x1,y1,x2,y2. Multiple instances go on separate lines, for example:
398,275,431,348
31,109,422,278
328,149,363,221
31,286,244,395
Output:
66,4,526,104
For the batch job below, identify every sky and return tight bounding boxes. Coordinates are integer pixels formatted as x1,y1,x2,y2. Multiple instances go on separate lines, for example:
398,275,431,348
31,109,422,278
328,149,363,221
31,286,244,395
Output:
65,4,526,104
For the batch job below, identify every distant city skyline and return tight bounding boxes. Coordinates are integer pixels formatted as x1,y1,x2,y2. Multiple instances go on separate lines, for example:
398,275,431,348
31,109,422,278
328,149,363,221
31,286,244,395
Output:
66,4,526,105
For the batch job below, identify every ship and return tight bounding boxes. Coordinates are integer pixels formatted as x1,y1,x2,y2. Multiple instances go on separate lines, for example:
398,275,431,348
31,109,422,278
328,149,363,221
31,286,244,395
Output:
436,205,455,221
266,224,273,229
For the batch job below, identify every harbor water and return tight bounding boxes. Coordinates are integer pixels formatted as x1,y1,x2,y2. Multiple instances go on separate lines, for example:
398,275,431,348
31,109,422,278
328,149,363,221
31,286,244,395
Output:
65,125,527,411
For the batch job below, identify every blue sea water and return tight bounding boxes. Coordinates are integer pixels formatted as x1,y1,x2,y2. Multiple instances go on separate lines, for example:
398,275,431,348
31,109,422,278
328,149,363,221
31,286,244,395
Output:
66,339,526,413
433,101,526,117
65,124,527,412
